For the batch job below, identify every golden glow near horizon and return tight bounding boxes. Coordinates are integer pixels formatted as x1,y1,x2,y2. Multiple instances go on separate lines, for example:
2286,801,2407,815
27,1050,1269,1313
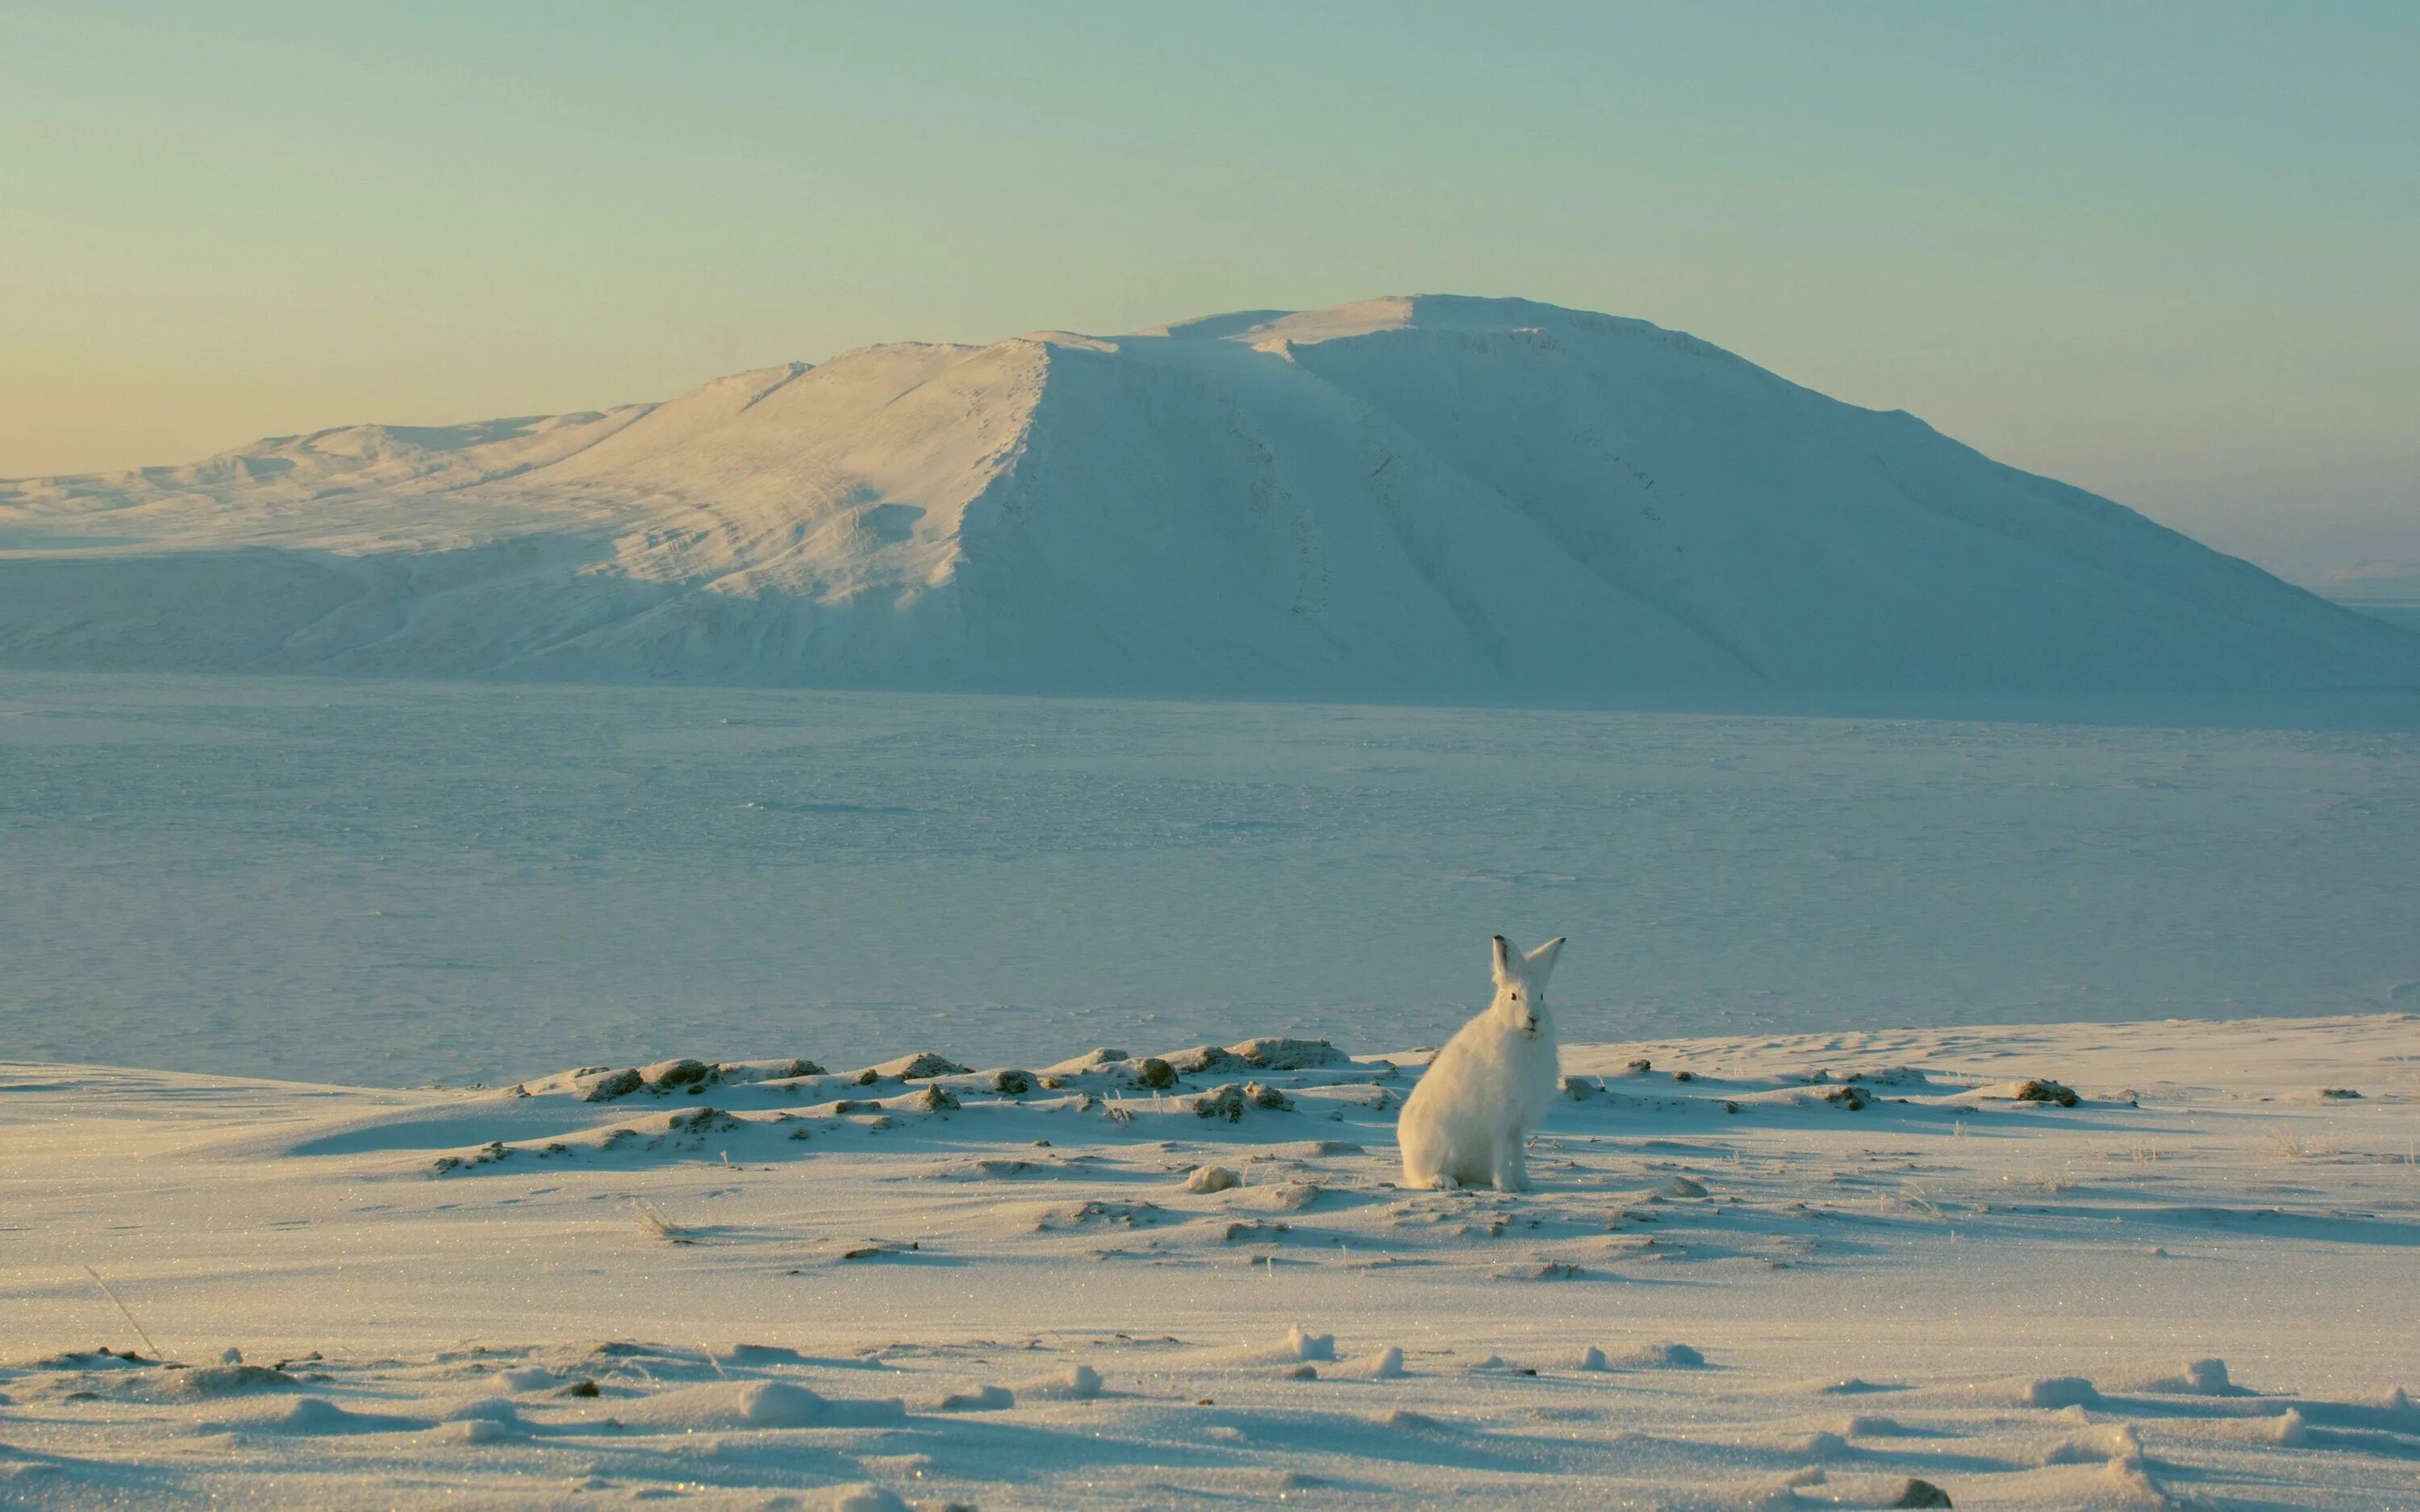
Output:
5,2,2414,583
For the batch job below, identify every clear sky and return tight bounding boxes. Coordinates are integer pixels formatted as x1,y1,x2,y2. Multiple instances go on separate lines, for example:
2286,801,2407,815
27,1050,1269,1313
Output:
5,2,2414,585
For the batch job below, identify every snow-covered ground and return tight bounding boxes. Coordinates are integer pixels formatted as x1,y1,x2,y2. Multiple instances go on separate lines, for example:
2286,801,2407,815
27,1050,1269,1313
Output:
5,673,2418,1086
6,1015,2416,1509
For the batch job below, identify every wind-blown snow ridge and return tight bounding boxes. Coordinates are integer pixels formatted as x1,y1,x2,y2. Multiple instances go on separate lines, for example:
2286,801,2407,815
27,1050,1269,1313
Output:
5,295,2414,709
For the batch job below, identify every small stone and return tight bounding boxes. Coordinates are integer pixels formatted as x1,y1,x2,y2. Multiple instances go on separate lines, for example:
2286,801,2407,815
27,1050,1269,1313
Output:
2013,1078,2079,1107
1626,1058,1652,1075
1890,1479,1953,1508
1228,1037,1348,1069
644,1058,716,1089
1192,1082,1294,1122
1163,1045,1251,1075
866,1052,973,1081
579,1068,645,1102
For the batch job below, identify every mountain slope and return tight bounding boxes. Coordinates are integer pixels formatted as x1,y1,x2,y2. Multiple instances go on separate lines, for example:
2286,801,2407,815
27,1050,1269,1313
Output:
3,295,2414,708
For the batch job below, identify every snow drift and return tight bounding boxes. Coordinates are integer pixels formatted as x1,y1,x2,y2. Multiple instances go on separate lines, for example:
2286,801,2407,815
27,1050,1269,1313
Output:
5,295,2414,708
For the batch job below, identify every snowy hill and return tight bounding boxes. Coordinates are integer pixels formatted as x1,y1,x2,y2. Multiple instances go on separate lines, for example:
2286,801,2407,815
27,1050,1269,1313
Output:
5,295,2414,709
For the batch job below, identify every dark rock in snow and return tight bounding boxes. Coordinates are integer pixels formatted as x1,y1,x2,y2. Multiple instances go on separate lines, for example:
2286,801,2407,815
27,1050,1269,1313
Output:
1228,1038,1348,1070
579,1068,645,1102
1162,1045,1252,1075
862,1052,973,1081
1193,1082,1296,1122
645,1059,717,1090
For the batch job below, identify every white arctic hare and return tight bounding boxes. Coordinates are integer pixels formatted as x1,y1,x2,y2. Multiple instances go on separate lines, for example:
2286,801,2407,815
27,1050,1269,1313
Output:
1398,934,1567,1192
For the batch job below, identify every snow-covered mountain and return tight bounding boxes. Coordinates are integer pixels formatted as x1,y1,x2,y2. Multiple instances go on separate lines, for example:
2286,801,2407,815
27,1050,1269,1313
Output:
4,295,2414,708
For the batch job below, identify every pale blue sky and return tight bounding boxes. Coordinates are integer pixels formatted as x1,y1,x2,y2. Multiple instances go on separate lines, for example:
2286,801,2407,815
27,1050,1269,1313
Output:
5,2,2414,581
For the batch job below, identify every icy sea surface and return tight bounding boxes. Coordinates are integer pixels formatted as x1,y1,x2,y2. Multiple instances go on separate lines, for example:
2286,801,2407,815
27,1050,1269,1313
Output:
5,672,2416,1085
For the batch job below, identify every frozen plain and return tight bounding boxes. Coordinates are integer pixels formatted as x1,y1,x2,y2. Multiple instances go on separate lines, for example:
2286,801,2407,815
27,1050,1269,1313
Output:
4,1018,2417,1509
3,672,2418,1087
6,672,2420,1508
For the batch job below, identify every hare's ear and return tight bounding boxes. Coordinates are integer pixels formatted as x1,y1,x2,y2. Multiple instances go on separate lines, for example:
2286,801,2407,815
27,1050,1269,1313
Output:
1491,934,1516,982
1525,936,1566,983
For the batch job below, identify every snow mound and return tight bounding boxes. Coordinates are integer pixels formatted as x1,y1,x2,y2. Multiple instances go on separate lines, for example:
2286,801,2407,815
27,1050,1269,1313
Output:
2026,1376,2105,1409
165,1364,303,1397
1209,1327,1336,1368
2136,1357,2250,1396
605,1380,906,1431
1016,1364,1103,1402
1614,1342,1708,1369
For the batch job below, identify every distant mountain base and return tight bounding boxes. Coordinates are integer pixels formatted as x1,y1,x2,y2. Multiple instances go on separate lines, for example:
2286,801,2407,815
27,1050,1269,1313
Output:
6,296,2417,715
2339,600,2420,636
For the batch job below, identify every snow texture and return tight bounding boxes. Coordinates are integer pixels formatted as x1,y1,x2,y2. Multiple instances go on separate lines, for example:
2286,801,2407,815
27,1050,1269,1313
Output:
5,1014,2417,1508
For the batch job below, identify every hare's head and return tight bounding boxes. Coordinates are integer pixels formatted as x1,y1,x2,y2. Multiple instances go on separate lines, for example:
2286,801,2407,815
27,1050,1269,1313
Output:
1489,934,1567,1036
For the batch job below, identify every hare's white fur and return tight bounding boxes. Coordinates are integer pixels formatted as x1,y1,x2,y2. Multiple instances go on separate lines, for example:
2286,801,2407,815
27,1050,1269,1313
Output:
1397,934,1567,1192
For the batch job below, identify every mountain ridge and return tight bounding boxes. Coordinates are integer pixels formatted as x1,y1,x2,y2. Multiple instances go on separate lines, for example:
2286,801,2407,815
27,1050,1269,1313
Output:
3,295,2414,713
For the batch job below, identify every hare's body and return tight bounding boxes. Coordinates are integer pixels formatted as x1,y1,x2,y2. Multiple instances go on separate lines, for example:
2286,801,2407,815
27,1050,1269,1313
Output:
1398,935,1566,1192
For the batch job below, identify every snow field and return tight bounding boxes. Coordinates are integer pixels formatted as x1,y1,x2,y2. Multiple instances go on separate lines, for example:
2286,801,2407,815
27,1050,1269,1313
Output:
5,1014,2417,1507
